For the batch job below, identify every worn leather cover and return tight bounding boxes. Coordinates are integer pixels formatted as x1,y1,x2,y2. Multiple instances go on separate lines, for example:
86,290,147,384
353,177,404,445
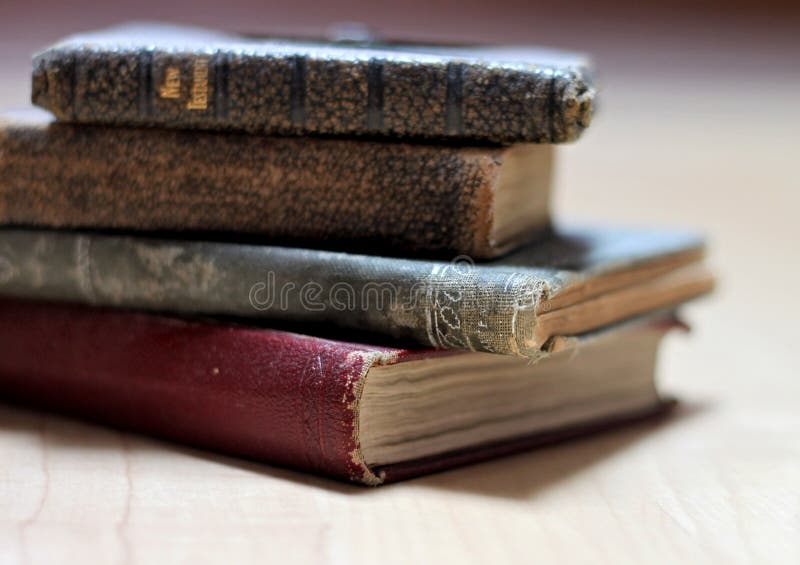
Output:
0,108,551,258
0,225,709,357
31,23,594,143
0,298,396,484
0,298,671,485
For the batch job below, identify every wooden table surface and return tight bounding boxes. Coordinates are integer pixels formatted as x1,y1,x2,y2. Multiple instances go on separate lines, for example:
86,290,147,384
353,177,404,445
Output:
1,7,798,564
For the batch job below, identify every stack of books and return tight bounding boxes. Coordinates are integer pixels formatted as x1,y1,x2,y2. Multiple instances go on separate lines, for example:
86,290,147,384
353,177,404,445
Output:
0,24,713,485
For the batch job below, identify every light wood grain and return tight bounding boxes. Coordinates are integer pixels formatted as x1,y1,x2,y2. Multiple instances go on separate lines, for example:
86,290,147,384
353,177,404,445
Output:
1,7,799,565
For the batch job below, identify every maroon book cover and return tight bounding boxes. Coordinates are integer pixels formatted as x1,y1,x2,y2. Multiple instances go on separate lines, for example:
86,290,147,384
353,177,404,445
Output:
0,299,670,485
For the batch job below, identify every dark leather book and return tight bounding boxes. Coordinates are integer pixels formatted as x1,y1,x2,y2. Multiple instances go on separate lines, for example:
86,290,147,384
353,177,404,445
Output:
0,298,677,485
0,226,714,357
31,23,594,144
0,108,552,259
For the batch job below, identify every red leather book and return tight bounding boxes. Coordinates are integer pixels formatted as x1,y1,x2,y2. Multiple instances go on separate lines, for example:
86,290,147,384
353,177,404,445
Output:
0,298,674,485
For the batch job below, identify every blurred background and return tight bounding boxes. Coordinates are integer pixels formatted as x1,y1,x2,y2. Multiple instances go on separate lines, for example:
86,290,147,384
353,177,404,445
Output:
1,2,798,561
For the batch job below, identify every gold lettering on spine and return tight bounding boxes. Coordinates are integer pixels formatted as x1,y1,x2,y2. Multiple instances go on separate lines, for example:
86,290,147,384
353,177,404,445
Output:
186,57,210,110
158,67,181,99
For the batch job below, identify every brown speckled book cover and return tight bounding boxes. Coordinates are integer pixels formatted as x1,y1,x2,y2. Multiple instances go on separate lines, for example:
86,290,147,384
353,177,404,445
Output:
31,23,595,143
0,108,553,258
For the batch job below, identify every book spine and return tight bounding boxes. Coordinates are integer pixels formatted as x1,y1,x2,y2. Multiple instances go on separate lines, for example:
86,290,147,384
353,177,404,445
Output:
0,230,544,357
0,115,508,258
32,47,594,143
0,298,389,485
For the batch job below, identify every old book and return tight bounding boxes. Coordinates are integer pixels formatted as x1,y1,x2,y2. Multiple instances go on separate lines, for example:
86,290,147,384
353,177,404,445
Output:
31,23,594,143
0,107,552,258
0,298,678,485
0,226,714,357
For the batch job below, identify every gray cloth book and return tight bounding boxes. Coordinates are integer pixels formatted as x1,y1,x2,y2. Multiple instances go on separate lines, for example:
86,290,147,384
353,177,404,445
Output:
0,226,713,357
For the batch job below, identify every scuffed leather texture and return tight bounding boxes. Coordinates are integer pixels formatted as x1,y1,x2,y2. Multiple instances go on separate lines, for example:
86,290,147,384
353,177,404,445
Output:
0,298,395,484
0,298,674,485
31,23,595,144
0,108,544,258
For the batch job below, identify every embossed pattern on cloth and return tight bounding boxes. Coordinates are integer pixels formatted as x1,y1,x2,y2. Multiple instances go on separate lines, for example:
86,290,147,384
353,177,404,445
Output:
0,226,706,357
